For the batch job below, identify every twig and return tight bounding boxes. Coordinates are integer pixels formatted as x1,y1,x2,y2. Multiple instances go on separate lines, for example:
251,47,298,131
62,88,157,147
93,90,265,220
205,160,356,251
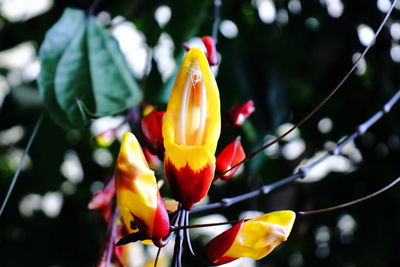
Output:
183,210,196,257
298,176,400,215
154,247,162,267
222,0,398,177
212,0,222,44
0,113,44,217
105,208,119,265
88,0,103,16
192,90,400,214
171,209,184,267
171,219,242,231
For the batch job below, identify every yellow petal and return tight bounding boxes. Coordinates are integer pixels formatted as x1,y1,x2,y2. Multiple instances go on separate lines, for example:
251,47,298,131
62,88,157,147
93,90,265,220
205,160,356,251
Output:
224,210,296,260
163,48,221,171
115,132,158,234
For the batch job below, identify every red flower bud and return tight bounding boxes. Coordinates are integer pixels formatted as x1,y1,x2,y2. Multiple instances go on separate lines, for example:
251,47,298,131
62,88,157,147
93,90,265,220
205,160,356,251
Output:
141,110,165,154
88,177,116,210
183,36,219,66
204,220,244,266
216,137,245,180
204,211,296,266
227,100,255,127
201,36,219,66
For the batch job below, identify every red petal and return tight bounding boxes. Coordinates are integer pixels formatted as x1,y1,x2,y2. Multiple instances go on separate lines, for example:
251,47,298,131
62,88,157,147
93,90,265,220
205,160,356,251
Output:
164,160,215,210
204,220,244,265
201,36,219,66
141,110,165,154
143,147,162,169
88,177,115,210
152,192,170,246
216,137,245,180
228,100,255,127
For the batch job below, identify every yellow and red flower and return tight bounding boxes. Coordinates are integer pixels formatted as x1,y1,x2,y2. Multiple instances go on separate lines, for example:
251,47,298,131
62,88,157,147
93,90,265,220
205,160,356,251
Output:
204,211,296,265
216,137,246,180
163,48,221,210
115,132,170,246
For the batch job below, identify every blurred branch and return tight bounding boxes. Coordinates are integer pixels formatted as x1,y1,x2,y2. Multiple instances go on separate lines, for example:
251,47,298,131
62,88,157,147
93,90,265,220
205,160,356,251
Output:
222,0,398,176
0,113,44,217
212,0,222,44
298,176,400,215
88,0,103,16
192,90,400,214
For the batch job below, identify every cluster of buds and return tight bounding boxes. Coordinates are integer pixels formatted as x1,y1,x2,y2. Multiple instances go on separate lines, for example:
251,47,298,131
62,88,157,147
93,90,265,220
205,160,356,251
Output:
90,45,295,266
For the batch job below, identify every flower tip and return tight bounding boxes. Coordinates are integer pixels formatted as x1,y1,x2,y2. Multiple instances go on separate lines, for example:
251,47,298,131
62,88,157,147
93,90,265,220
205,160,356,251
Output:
204,211,296,264
182,36,219,66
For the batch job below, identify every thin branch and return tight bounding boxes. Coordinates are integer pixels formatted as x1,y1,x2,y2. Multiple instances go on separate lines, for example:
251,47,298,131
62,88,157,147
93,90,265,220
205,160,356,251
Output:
192,90,400,214
154,247,162,267
222,0,398,176
171,209,184,267
212,0,222,44
298,176,400,215
0,113,44,217
183,210,196,257
105,208,119,265
88,0,103,16
171,219,242,231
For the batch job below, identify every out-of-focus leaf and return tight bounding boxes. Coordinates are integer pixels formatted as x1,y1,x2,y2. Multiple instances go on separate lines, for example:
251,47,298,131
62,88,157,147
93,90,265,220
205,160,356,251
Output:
37,8,86,129
87,18,142,116
55,19,94,127
38,8,143,129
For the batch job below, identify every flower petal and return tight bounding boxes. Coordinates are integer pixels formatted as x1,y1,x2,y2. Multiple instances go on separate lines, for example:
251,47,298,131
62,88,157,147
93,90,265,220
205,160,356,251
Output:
163,48,221,209
216,137,245,180
115,132,170,242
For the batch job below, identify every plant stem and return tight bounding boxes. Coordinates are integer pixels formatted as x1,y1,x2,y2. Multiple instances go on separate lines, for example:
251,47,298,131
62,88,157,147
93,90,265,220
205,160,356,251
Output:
298,176,400,215
212,0,222,44
222,0,398,177
193,90,400,214
0,113,44,217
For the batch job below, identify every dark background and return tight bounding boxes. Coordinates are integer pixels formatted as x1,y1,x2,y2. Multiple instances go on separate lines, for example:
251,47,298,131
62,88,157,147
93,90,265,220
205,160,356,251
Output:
1,0,400,266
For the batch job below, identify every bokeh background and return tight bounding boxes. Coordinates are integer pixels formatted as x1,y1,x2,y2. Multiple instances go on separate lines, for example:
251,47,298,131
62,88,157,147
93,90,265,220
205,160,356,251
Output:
1,0,400,266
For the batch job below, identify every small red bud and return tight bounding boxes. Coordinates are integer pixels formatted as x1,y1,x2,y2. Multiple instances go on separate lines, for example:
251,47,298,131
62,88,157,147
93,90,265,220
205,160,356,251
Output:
216,137,245,180
201,36,219,66
88,177,115,210
227,100,255,127
141,109,165,154
183,36,219,66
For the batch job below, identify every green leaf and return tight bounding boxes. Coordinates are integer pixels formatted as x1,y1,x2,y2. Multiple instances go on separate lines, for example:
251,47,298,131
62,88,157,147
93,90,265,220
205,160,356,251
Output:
38,8,143,129
55,20,94,127
87,18,142,116
37,8,86,129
